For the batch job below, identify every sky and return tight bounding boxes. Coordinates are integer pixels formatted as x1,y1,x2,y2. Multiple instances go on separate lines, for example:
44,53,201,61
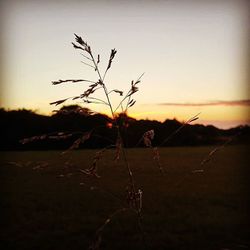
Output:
0,0,249,128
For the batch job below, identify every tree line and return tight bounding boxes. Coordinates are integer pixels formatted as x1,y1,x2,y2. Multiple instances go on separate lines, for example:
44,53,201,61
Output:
1,105,249,150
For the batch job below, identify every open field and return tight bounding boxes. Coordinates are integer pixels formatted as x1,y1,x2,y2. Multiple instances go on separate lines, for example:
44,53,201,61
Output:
1,145,249,250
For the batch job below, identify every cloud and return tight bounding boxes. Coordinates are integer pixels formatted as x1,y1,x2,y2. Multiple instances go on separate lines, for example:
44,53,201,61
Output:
158,99,250,107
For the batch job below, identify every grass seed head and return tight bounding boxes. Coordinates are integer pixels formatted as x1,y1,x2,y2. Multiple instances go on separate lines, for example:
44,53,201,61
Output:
143,129,155,147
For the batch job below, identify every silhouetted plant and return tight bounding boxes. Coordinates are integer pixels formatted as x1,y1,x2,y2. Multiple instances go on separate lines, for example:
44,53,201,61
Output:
49,34,146,249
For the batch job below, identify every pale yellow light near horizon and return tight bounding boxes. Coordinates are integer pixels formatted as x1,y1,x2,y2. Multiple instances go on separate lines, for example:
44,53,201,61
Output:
0,0,249,128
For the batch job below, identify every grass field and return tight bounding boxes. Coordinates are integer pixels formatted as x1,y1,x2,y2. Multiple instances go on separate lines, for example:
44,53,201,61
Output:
1,145,249,250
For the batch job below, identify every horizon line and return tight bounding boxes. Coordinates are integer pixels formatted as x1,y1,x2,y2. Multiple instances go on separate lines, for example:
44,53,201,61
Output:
1,106,249,130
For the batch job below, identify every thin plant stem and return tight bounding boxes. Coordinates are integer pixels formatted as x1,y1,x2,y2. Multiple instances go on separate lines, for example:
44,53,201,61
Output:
89,50,137,197
52,34,147,249
160,113,200,146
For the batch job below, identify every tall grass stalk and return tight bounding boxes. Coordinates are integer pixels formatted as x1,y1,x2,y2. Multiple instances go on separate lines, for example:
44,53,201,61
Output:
50,34,146,249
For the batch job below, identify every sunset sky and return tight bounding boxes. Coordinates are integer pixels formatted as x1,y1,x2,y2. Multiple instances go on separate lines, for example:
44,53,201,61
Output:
1,0,249,128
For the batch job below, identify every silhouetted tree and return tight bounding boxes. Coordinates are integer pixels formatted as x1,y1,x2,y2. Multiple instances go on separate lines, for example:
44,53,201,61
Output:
1,106,249,150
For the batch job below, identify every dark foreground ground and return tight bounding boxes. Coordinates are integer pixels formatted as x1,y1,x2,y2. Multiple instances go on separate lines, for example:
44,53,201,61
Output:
0,145,249,250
